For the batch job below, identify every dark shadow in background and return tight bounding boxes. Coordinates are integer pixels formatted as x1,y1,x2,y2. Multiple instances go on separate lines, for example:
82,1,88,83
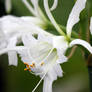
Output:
0,0,7,92
88,66,92,92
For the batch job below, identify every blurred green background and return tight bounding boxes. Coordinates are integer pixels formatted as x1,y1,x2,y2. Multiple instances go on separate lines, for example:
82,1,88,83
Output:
0,0,92,92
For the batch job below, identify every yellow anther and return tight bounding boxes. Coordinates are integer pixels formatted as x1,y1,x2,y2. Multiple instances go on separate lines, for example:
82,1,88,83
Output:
24,62,31,71
41,62,44,66
30,62,35,68
32,62,35,66
28,69,31,72
24,68,28,71
26,65,29,68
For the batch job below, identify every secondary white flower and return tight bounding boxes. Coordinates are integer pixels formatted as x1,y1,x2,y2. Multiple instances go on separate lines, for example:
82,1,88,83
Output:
0,15,52,66
5,0,12,13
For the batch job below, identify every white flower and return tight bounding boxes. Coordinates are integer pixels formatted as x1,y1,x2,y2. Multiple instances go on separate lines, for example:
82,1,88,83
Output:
0,0,92,92
0,33,68,92
18,33,68,92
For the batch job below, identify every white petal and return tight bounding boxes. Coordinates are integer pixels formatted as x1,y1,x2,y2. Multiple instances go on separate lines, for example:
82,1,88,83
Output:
38,33,53,44
53,64,63,77
53,36,68,52
0,15,52,36
22,33,37,46
8,51,18,66
57,49,68,63
5,0,11,13
70,39,92,54
66,0,87,37
7,37,18,66
43,64,63,92
0,29,7,49
21,34,52,63
43,76,53,92
50,0,58,11
18,48,33,65
90,17,92,35
43,69,56,92
21,16,43,25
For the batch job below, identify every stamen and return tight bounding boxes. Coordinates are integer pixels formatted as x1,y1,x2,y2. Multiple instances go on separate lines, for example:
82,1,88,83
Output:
32,72,47,92
44,0,65,36
22,0,37,16
30,62,35,68
24,68,28,71
40,62,44,66
24,62,31,71
28,68,31,72
50,0,58,11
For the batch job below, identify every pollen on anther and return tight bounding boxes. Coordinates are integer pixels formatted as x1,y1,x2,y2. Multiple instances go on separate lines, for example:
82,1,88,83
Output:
28,69,31,72
41,62,44,66
30,62,35,68
24,68,28,71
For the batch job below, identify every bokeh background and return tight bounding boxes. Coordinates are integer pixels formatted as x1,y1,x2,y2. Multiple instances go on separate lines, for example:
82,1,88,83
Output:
0,0,92,92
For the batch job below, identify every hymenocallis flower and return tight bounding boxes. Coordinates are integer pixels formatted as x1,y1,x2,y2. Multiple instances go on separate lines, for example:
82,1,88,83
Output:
0,0,92,92
18,33,68,92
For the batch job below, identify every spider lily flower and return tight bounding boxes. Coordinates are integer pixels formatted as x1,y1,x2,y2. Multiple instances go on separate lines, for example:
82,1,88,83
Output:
0,33,68,92
5,0,12,13
0,0,92,92
17,33,68,92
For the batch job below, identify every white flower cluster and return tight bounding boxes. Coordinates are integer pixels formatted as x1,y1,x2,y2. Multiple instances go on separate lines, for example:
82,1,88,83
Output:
1,0,92,92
